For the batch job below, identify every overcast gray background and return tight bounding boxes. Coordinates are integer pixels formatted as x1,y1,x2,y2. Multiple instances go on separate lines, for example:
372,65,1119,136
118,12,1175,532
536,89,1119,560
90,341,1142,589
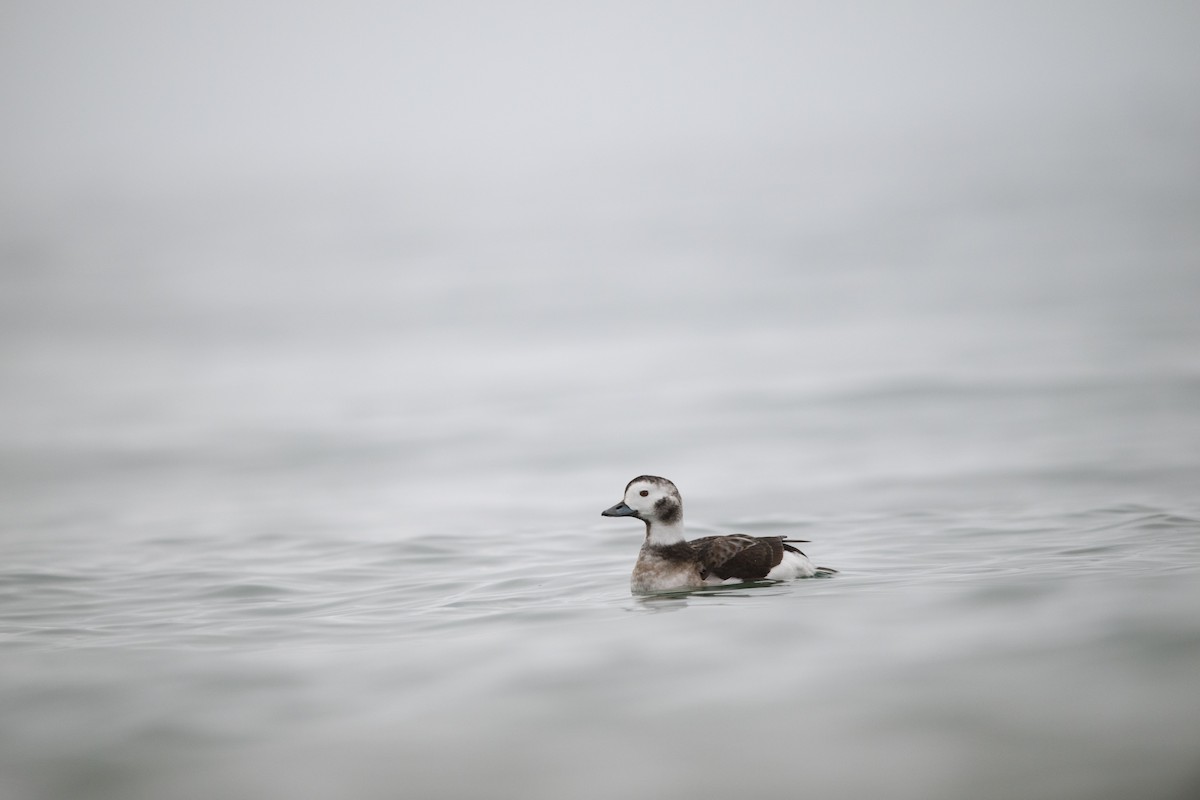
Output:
3,4,1200,800
3,2,1199,207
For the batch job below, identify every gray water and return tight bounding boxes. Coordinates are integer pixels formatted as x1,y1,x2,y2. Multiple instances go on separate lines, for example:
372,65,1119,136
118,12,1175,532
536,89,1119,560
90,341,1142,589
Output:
4,4,1200,800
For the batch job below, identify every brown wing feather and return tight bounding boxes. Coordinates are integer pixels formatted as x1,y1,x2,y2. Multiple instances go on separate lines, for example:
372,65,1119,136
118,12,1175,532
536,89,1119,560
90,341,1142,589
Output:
690,535,787,581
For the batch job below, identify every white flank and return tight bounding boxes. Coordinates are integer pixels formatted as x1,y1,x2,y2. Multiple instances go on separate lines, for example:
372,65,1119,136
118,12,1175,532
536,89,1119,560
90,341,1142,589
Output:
765,550,817,580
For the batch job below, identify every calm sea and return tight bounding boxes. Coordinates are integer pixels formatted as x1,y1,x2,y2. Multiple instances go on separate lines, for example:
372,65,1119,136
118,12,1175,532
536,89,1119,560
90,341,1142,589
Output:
3,121,1200,800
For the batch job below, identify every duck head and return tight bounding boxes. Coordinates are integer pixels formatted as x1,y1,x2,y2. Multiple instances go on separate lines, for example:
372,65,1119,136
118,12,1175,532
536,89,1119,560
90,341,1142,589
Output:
601,475,683,531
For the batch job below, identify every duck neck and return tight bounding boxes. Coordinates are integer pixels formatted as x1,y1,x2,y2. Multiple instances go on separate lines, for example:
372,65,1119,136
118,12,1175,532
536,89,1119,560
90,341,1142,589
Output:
645,520,686,547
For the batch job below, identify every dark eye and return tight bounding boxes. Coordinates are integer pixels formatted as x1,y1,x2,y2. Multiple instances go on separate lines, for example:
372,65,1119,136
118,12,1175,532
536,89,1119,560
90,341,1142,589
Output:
639,490,649,497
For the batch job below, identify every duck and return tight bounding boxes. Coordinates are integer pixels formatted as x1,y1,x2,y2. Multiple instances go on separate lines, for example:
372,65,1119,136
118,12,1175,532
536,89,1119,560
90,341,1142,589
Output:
601,475,835,594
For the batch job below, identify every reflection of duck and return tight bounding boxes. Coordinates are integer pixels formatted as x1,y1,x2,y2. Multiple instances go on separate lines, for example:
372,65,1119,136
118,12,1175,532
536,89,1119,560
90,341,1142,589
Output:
634,594,690,613
602,475,836,595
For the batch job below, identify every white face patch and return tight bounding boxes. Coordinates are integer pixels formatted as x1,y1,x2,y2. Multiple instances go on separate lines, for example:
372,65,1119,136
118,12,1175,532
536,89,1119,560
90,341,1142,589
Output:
620,477,684,539
623,480,667,517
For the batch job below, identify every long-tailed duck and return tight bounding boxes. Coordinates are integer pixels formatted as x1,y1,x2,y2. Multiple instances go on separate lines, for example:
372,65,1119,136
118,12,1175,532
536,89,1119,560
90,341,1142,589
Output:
601,475,835,594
